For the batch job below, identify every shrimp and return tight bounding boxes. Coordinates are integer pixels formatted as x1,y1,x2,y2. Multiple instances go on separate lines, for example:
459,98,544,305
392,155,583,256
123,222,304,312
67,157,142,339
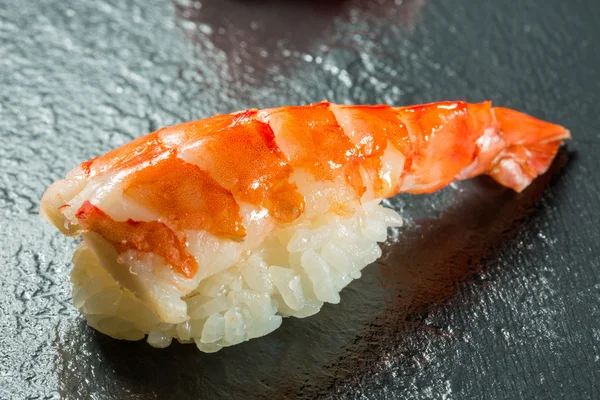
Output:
40,101,569,350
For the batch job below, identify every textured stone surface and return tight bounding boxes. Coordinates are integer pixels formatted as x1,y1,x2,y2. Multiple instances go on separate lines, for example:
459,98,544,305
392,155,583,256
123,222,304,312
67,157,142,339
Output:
1,0,599,398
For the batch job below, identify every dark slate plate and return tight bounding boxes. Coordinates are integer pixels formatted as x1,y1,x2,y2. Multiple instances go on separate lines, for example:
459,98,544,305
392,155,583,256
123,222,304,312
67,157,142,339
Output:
1,0,599,398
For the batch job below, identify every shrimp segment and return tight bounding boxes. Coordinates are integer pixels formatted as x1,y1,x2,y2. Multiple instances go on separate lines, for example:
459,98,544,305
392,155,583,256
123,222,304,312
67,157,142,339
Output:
165,110,304,223
41,101,570,280
75,201,198,278
330,104,411,196
123,152,245,239
258,103,366,199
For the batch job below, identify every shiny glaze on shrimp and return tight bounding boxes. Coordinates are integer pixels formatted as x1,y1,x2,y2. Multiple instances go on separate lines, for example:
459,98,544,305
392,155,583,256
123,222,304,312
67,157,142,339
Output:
41,101,570,278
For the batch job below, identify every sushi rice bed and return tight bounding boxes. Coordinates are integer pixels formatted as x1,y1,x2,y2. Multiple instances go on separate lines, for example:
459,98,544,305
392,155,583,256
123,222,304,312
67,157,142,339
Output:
70,200,402,352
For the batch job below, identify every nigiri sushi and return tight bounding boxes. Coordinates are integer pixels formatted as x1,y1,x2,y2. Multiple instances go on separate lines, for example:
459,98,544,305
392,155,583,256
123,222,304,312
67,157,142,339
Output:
40,101,570,352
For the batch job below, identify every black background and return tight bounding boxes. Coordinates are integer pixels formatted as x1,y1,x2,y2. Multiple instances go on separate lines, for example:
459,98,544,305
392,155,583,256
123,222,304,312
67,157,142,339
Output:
1,0,599,399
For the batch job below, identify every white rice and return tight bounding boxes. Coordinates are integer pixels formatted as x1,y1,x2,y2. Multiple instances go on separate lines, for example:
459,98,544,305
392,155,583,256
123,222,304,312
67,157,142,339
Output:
70,199,403,352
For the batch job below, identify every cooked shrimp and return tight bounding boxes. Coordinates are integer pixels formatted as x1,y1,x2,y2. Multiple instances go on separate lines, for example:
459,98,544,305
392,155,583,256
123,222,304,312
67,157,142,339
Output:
40,101,569,350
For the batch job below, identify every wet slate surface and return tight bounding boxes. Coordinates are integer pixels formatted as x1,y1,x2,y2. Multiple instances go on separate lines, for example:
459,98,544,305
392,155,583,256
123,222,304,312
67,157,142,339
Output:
1,0,599,398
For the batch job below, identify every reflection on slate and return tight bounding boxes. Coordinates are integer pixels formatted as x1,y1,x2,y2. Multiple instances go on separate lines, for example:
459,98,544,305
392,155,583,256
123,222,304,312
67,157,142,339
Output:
173,0,424,54
171,0,425,105
1,0,599,398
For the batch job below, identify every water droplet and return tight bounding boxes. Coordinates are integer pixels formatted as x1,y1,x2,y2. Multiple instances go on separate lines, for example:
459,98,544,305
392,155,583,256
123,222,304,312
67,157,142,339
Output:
198,24,213,35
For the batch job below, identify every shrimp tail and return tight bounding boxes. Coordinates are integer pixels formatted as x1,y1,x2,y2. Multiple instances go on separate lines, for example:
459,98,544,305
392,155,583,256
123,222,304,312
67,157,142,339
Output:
459,106,571,192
